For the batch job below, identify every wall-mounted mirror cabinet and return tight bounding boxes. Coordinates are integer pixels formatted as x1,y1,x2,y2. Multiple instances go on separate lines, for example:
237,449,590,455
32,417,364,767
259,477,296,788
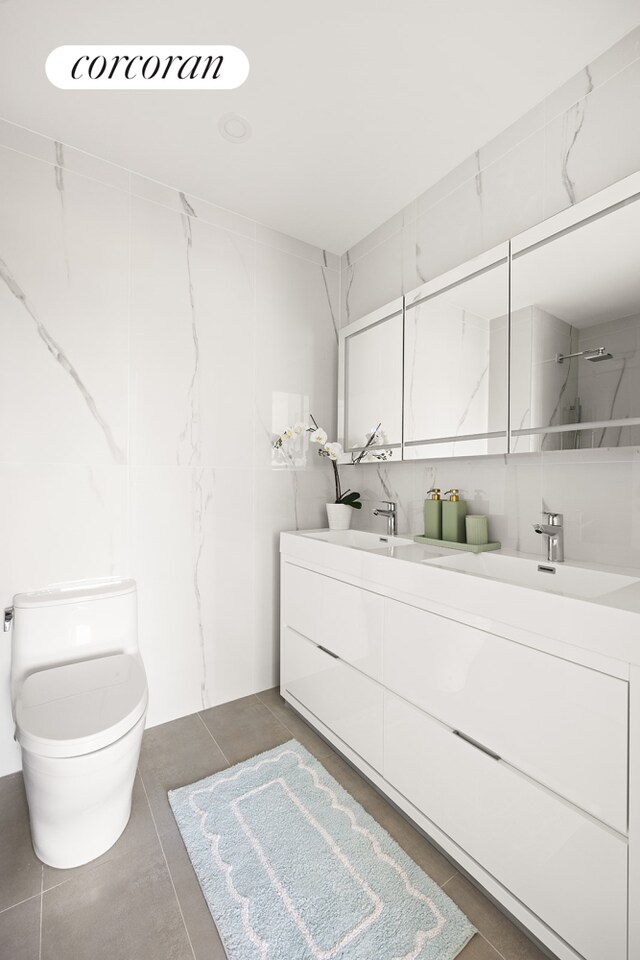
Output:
338,170,640,461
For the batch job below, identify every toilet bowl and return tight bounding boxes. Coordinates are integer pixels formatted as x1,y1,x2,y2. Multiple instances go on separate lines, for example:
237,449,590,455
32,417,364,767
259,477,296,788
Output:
9,578,148,869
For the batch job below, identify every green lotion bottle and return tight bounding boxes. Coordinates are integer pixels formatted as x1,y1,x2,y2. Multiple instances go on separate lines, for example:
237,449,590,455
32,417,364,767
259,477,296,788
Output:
424,488,442,540
442,489,467,543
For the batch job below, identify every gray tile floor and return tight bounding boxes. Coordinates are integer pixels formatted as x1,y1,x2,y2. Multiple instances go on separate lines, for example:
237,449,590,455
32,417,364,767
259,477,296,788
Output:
0,689,552,960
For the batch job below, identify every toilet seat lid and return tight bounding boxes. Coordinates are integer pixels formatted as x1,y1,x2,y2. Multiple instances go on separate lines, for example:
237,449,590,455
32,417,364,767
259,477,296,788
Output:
16,654,148,758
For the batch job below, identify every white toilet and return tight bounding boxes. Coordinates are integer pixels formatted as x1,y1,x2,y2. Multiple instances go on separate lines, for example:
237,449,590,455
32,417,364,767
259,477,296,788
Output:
8,578,148,869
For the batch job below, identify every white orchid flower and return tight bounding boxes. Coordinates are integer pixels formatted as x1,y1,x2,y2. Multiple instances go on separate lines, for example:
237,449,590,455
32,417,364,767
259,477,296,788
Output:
310,427,328,446
292,422,306,436
324,441,343,461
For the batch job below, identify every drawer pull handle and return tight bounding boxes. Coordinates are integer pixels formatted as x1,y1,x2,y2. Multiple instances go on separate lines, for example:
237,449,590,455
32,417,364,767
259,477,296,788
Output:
317,644,340,660
453,729,501,761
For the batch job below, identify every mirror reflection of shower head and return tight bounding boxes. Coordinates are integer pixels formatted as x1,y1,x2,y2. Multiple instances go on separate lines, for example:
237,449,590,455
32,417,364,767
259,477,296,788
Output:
555,346,613,364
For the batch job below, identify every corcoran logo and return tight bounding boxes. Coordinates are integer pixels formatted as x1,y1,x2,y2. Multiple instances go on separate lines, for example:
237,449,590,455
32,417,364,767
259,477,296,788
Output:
46,45,249,90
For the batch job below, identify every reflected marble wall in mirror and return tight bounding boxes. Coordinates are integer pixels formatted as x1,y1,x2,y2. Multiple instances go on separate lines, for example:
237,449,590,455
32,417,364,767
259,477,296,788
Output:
403,247,509,459
511,191,640,451
339,299,403,461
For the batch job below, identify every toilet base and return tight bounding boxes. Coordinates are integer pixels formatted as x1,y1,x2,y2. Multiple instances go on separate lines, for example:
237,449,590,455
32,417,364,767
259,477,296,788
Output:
21,711,146,869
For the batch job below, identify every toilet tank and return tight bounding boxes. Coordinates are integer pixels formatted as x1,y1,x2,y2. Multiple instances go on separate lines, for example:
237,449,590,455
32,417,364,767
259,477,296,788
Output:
10,579,138,697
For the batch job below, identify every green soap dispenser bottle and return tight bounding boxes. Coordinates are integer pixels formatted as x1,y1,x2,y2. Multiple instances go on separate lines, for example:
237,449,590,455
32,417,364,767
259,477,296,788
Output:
424,488,442,540
442,489,467,543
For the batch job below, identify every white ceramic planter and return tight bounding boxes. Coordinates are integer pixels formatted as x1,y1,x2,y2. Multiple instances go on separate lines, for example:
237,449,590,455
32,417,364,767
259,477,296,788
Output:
326,503,352,531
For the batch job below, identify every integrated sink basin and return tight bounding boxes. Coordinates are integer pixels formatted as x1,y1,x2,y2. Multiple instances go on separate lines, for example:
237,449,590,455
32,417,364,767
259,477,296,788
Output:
423,551,640,599
301,530,414,551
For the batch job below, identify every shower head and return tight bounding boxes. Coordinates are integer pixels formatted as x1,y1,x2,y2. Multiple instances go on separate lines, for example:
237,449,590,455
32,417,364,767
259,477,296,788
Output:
583,347,613,362
555,346,612,364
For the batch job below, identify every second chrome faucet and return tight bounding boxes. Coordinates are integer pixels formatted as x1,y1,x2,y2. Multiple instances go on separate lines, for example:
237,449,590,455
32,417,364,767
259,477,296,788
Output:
533,512,564,563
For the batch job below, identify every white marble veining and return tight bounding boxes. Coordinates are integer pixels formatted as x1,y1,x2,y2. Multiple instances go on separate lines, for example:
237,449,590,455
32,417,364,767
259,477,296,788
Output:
0,122,339,776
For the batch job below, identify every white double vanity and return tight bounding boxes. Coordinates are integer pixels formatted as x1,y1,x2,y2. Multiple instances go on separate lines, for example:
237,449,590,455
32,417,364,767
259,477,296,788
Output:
280,530,640,960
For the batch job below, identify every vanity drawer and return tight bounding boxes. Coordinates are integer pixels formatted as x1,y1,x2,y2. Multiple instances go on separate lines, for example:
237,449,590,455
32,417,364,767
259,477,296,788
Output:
383,599,628,832
282,562,383,680
282,626,383,771
384,691,627,960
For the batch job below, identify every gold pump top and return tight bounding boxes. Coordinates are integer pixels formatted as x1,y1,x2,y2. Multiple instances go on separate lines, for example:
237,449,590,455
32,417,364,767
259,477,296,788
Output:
426,488,441,500
444,488,461,502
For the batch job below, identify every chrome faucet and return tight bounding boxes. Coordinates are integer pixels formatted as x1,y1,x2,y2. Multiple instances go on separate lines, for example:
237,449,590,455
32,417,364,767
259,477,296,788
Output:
373,500,397,537
533,512,564,563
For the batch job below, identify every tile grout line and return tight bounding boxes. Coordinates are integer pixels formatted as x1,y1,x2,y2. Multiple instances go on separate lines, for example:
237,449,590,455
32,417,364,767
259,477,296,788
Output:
138,770,197,960
0,889,42,917
255,694,332,756
441,876,521,960
477,931,507,959
195,712,231,766
440,870,459,887
476,927,506,960
38,865,43,960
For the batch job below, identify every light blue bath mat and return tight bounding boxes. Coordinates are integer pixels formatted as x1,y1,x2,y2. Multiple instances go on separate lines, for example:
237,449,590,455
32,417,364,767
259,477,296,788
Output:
169,740,475,959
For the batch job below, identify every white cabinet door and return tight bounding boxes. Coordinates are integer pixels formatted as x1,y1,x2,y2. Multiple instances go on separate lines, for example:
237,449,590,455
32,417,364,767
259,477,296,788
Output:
282,627,383,771
384,691,627,960
281,562,384,680
383,598,628,833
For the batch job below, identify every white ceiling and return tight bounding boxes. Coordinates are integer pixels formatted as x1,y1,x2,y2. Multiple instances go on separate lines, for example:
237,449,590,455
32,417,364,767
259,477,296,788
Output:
1,1,639,254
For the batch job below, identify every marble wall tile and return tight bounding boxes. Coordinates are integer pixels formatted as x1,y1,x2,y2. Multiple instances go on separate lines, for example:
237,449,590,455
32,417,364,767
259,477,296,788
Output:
0,119,130,192
479,128,545,251
130,196,256,468
0,147,129,465
345,209,407,268
130,174,257,240
206,468,256,704
341,229,403,325
0,463,129,608
255,223,338,268
540,451,640,567
414,177,484,287
130,466,213,725
479,101,547,170
544,58,640,219
56,144,130,193
343,459,416,535
416,155,479,218
255,240,338,464
546,25,640,121
0,118,57,164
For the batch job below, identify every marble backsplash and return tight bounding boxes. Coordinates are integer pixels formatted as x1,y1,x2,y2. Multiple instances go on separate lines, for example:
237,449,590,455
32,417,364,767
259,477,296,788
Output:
341,446,640,571
0,121,339,775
